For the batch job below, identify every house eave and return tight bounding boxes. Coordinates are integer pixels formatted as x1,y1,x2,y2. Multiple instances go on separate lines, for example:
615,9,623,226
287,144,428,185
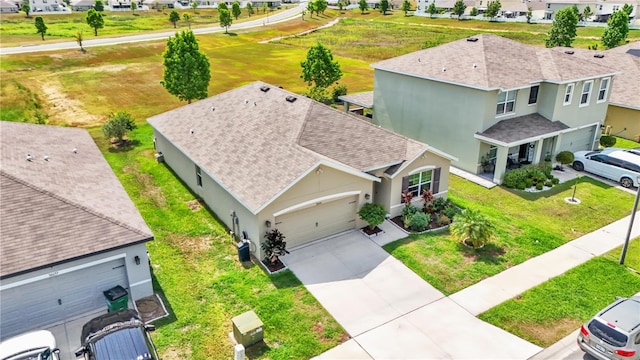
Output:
372,66,500,92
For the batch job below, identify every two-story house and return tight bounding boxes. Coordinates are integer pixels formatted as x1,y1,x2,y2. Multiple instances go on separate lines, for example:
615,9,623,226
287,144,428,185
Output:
359,34,617,184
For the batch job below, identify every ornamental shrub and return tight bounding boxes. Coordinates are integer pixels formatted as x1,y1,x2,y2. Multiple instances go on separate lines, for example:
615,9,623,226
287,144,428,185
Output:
556,151,575,167
358,203,387,230
516,181,526,190
402,204,419,226
444,205,460,219
432,197,449,213
409,212,430,232
536,182,544,190
599,135,616,148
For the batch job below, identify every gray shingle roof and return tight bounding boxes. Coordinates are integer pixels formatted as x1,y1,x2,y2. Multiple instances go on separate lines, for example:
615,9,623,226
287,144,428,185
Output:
148,81,429,214
477,113,569,144
0,122,153,278
339,91,374,108
372,34,619,90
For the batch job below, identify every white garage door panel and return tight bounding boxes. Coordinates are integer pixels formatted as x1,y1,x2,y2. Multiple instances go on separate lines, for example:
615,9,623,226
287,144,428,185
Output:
275,196,358,249
564,126,596,153
0,259,127,339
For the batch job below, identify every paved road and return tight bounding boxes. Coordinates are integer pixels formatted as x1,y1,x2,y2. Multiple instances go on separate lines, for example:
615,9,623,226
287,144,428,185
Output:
0,3,306,55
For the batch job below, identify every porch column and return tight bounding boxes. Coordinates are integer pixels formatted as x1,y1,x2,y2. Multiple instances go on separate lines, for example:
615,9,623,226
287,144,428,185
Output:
493,146,509,184
533,138,544,164
344,102,350,113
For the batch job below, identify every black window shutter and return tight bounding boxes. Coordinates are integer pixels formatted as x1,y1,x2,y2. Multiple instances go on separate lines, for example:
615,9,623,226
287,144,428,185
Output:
433,168,441,194
401,176,409,202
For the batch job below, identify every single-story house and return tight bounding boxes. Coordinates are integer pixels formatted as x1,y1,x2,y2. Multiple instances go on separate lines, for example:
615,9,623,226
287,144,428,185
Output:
70,0,95,10
148,82,455,260
0,122,154,339
0,0,19,12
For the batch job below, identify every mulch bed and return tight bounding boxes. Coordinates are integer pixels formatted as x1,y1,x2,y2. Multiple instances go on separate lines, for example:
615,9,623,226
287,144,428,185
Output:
261,258,286,273
360,226,383,236
135,293,168,323
390,215,448,233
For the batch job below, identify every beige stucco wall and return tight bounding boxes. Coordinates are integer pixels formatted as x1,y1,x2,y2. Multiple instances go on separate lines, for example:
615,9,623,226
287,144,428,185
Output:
605,105,640,141
548,78,610,127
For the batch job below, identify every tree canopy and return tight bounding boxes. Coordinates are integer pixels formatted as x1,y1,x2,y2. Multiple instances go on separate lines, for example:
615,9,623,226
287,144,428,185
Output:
86,8,104,36
358,0,368,14
380,0,389,14
246,3,253,16
169,10,180,27
545,7,578,47
602,10,629,49
94,0,104,11
622,3,633,15
34,16,47,40
161,30,211,103
401,0,411,15
426,2,437,17
22,1,30,16
316,0,328,14
300,42,342,89
218,1,227,10
219,8,232,33
131,1,137,13
582,5,592,21
484,0,501,19
453,0,466,19
232,1,241,19
103,111,137,144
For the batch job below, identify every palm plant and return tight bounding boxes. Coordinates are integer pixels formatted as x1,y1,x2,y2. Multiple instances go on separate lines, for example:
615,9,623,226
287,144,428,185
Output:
449,209,495,249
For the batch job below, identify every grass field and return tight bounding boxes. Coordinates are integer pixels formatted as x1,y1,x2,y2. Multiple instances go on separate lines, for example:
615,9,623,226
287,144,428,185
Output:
479,239,640,347
384,175,636,295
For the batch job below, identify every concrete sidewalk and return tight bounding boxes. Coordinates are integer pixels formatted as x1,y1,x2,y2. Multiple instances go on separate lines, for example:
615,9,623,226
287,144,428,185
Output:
449,214,640,316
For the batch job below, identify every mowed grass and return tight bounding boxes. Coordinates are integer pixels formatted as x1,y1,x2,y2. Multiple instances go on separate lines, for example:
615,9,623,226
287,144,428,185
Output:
384,175,636,295
614,136,640,149
479,239,640,347
91,125,347,359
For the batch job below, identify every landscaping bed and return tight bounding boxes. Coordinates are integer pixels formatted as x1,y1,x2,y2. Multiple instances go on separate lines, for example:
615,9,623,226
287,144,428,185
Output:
478,239,640,347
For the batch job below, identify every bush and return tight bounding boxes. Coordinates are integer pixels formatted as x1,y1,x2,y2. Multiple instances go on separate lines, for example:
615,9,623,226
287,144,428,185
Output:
331,84,348,103
544,181,553,187
358,202,387,230
536,182,544,190
424,202,436,214
516,181,526,190
504,168,528,188
261,228,289,264
524,178,533,188
552,177,560,185
555,151,575,167
444,205,460,219
409,212,430,232
599,135,616,148
432,197,448,213
306,86,332,104
437,215,451,226
102,111,137,144
402,204,419,226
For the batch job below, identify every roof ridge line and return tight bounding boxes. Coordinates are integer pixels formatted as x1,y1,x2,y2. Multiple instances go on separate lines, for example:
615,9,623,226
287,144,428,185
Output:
0,171,151,238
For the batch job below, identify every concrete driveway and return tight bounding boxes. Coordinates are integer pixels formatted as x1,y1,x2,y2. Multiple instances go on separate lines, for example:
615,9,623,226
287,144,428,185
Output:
285,230,542,359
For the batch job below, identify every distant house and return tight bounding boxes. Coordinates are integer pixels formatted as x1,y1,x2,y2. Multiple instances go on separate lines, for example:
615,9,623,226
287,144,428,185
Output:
0,122,154,339
544,0,638,21
343,34,618,184
149,81,455,260
568,43,640,141
25,0,68,12
0,0,19,12
70,0,95,10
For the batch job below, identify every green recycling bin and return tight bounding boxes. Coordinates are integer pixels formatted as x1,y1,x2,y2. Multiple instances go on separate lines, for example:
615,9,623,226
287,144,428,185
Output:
103,285,129,312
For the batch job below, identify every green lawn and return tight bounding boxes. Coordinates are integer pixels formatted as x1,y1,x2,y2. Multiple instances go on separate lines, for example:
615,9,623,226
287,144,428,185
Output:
92,125,346,359
479,239,640,347
613,136,640,149
384,175,636,295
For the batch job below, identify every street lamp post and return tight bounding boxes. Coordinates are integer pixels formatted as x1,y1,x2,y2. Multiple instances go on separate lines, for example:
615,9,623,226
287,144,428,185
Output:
620,176,640,265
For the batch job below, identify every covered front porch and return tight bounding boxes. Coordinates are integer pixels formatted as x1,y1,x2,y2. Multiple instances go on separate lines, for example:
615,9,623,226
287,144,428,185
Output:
339,91,374,118
474,114,570,183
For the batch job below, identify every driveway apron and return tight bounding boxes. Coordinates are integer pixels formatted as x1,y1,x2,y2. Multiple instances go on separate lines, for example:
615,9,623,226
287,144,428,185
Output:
285,231,542,359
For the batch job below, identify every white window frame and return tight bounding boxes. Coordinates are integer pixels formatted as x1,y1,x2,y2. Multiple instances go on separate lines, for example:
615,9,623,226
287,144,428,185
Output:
196,166,203,187
407,170,433,197
597,77,610,103
580,80,593,107
564,83,575,106
496,90,516,116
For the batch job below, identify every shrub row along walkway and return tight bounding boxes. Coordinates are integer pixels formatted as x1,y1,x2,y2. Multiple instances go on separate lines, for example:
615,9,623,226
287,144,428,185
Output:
287,183,640,358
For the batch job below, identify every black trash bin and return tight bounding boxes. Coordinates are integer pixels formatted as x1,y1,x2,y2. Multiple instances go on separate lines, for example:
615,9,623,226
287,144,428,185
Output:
238,241,250,262
103,285,129,312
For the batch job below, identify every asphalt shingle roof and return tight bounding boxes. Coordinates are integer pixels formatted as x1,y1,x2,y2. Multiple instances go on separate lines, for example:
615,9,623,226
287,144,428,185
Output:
477,113,569,144
0,122,153,278
148,81,429,214
371,34,618,90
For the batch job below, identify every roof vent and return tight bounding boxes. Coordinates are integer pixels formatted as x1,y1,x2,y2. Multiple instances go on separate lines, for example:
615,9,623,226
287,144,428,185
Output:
442,67,446,72
564,50,574,55
244,99,249,104
260,85,270,92
594,54,605,58
286,95,297,103
190,129,194,135
72,148,78,154
26,154,33,162
211,106,215,112
472,63,477,68
467,37,478,42
418,58,421,62
43,155,49,161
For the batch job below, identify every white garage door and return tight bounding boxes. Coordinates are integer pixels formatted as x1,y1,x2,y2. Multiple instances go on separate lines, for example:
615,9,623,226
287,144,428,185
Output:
0,258,128,339
563,126,597,153
275,196,358,249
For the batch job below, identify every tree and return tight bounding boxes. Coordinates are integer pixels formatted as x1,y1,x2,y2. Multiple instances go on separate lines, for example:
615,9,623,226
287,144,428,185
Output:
526,6,532,23
217,1,227,10
426,2,437,17
94,0,104,11
131,1,137,13
582,5,592,21
191,1,198,12
555,151,574,169
452,0,466,19
231,1,241,19
34,16,47,40
169,10,180,28
86,8,104,36
161,30,211,104
246,2,253,16
74,30,85,52
380,0,389,14
484,0,501,20
358,0,367,14
183,13,191,28
449,209,495,249
358,203,387,230
261,229,289,265
102,111,137,145
219,8,232,33
401,0,411,15
22,1,30,17
469,7,478,16
300,42,342,89
315,0,327,14
307,1,315,16
602,10,629,49
545,7,578,47
571,4,580,19
622,3,633,16
338,1,343,11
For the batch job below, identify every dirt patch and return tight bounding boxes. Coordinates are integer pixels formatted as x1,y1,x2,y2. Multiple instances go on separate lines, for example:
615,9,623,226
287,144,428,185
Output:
166,234,212,258
186,199,203,211
37,78,102,127
135,293,169,323
123,165,167,208
507,317,581,347
161,346,192,360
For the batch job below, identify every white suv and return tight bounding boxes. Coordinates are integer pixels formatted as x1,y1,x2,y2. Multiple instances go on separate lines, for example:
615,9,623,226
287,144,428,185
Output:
572,148,640,188
0,330,60,360
577,296,640,360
